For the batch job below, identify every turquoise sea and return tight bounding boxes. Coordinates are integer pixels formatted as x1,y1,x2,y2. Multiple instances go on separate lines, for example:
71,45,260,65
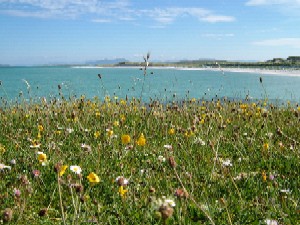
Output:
0,66,300,104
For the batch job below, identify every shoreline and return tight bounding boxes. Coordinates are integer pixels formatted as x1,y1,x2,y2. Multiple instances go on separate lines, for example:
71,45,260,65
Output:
175,67,300,77
72,65,300,77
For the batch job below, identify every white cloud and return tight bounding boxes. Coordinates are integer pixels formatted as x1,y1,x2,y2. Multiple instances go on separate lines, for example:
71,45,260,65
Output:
246,0,300,7
91,18,111,23
0,1,235,25
253,38,300,48
201,33,234,40
143,7,235,25
0,0,130,18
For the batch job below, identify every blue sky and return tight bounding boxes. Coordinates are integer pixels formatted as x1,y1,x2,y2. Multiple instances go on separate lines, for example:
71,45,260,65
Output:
0,0,300,65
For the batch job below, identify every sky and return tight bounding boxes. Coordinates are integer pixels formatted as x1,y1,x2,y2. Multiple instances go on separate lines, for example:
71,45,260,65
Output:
0,0,300,65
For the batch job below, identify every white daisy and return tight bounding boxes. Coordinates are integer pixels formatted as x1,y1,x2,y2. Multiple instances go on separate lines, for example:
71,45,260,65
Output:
70,165,82,175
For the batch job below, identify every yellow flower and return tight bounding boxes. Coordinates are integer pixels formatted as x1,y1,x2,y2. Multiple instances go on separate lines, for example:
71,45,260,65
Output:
263,143,269,150
120,99,127,105
0,143,5,154
118,186,128,198
38,125,44,132
168,128,175,135
94,131,101,138
59,165,68,177
240,104,248,110
262,170,267,182
113,120,119,127
95,111,101,117
87,172,100,183
121,134,131,144
120,115,126,122
184,130,194,138
106,129,114,137
37,152,47,164
136,133,146,146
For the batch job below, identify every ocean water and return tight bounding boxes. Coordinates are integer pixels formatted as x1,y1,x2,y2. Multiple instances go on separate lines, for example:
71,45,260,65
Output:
0,66,300,104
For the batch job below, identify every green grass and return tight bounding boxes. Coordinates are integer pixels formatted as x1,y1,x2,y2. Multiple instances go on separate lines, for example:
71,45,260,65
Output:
0,96,299,224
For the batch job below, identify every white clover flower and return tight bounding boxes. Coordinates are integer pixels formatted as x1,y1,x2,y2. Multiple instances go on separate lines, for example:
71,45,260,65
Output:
163,145,173,150
0,163,11,170
115,176,129,185
30,143,41,149
70,165,82,175
66,128,74,134
81,143,91,152
265,219,278,225
152,196,176,210
222,159,233,167
164,199,176,207
194,137,206,145
280,189,291,194
158,155,166,163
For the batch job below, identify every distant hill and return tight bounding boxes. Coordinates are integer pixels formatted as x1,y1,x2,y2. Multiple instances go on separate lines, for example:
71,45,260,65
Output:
85,58,129,65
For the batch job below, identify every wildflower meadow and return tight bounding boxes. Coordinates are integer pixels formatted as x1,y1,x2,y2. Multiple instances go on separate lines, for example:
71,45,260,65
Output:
0,62,300,224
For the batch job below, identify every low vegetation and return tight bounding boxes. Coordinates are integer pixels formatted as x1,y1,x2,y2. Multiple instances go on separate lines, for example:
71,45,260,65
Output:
0,93,299,224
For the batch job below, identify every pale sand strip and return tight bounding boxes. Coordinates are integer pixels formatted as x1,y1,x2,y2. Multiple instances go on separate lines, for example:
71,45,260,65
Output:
175,67,300,77
72,65,300,77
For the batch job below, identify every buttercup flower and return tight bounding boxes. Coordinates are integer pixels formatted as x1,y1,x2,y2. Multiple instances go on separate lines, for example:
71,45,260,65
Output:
136,133,146,146
94,131,101,138
106,128,114,137
0,143,6,153
37,152,47,165
38,125,44,132
121,134,131,144
262,170,267,182
118,186,128,198
263,143,269,150
59,165,68,177
87,172,100,183
70,165,82,175
168,128,175,135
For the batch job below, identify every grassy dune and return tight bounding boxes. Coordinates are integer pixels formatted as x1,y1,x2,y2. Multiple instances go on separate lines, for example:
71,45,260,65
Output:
0,94,299,224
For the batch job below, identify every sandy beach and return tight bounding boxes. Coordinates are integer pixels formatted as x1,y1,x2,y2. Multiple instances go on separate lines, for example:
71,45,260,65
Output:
175,67,300,77
72,65,300,77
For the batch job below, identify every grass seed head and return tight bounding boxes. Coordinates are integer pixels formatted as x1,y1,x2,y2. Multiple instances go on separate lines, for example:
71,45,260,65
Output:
3,208,13,222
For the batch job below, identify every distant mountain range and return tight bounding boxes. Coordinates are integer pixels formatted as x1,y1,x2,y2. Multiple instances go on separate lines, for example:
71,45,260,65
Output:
85,58,129,65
